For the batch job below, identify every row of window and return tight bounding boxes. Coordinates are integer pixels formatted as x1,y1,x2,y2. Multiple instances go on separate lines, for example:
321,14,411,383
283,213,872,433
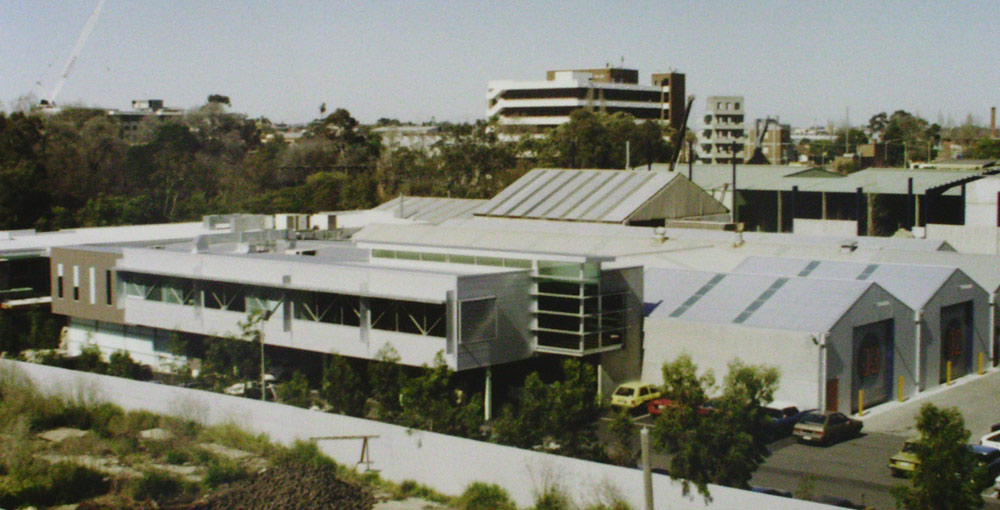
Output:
118,273,447,338
497,87,668,103
56,263,112,306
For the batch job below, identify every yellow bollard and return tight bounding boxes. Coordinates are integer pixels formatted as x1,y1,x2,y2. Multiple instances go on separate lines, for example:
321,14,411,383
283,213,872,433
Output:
858,389,865,416
980,352,985,375
947,361,953,385
898,376,905,402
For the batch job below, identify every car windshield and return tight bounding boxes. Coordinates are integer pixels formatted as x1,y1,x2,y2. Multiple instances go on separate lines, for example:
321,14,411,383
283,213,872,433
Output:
800,412,826,425
614,387,634,397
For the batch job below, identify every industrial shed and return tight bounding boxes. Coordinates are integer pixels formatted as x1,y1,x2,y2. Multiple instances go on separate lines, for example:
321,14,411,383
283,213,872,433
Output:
473,168,729,225
642,268,915,413
733,256,991,391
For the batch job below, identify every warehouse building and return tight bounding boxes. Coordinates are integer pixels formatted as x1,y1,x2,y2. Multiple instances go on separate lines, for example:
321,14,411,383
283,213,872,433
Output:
733,256,991,391
642,268,915,413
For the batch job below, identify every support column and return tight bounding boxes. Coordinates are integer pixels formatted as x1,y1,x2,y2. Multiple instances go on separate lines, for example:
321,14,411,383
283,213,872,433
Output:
906,178,914,230
776,191,783,233
915,195,922,228
791,185,799,232
484,367,492,421
855,187,864,236
821,192,827,220
867,193,875,236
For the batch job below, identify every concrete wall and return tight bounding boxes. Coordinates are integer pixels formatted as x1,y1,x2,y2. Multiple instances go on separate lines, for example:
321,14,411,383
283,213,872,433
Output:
793,219,858,238
0,360,836,510
641,319,821,408
964,177,1000,227
925,223,1000,255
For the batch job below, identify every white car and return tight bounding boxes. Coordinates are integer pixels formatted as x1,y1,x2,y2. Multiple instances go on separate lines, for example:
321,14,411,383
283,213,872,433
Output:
981,430,1000,450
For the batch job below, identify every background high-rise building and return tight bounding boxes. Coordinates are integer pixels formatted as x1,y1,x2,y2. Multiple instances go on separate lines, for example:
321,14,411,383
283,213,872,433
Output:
487,67,686,134
699,96,745,164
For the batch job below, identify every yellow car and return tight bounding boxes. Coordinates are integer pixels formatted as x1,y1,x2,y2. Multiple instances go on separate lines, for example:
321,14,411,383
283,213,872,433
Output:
610,382,661,411
889,437,919,477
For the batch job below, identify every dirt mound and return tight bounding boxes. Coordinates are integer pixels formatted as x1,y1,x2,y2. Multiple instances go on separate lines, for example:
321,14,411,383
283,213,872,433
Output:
195,463,374,510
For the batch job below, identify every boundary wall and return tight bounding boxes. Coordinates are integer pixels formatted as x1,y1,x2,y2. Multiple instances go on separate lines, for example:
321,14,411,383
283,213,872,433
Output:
0,360,835,509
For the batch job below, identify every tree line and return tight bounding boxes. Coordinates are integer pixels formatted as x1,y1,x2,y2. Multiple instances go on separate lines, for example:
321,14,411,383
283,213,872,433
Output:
0,102,674,232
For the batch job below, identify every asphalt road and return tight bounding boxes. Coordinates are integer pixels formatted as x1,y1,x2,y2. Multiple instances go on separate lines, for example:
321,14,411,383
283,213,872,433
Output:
613,369,1000,509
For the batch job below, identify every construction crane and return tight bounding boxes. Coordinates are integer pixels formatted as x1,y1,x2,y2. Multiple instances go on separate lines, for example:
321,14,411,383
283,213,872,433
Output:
38,0,107,108
746,117,776,165
667,95,695,172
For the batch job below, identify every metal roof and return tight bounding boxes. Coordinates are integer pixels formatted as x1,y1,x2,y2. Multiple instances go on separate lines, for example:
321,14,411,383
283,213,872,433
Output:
373,196,486,225
644,268,876,333
650,163,987,196
733,256,965,309
473,169,684,223
0,222,210,257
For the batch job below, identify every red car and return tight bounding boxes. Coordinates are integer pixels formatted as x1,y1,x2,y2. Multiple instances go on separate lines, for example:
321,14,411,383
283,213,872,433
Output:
648,398,716,416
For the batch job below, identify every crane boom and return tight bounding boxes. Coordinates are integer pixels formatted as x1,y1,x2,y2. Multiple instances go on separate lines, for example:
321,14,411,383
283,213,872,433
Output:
47,0,106,104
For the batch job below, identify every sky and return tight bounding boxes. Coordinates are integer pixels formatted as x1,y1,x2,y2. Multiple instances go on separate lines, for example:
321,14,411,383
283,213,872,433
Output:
2,1,998,128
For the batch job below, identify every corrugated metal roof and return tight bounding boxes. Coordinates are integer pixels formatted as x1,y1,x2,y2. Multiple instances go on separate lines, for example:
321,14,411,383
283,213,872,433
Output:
732,256,964,309
474,169,682,223
373,196,486,225
645,268,875,332
650,163,987,196
0,222,209,256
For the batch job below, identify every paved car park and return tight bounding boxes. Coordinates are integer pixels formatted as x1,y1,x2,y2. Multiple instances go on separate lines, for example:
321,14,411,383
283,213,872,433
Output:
616,369,1000,509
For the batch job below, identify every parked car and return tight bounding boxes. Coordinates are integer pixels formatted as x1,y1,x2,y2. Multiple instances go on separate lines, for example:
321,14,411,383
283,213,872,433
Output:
810,495,867,509
890,440,1000,483
981,430,1000,450
647,397,716,416
971,444,1000,483
762,400,812,437
610,382,661,411
889,437,920,477
792,411,863,445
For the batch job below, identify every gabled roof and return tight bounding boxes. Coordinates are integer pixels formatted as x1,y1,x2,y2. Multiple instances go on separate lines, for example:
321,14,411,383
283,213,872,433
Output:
644,268,877,333
732,256,967,310
373,196,485,225
473,168,726,223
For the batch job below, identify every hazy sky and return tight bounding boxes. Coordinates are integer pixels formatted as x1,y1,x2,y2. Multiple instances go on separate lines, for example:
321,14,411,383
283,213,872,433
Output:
2,1,998,127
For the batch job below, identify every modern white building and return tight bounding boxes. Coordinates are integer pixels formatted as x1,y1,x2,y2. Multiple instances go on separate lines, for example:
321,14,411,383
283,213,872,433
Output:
487,67,686,134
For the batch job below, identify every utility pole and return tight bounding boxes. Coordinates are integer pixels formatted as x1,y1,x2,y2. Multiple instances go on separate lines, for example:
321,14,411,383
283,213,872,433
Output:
641,427,653,510
732,141,739,225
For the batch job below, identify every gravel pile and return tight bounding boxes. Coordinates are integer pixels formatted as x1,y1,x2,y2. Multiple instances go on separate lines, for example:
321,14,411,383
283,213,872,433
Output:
195,463,374,510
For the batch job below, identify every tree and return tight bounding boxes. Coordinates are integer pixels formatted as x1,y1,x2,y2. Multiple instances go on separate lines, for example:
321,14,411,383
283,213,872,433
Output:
367,344,403,419
200,312,266,391
606,409,637,466
320,353,366,416
398,352,482,437
967,138,1000,160
493,359,605,460
207,94,231,106
652,355,779,500
891,404,984,510
277,371,311,408
535,110,671,169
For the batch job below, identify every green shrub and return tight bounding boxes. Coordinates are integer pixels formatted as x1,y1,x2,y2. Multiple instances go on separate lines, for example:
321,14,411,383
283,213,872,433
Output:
457,481,516,510
199,423,275,457
130,469,186,502
272,440,338,474
534,488,571,510
203,457,250,489
164,449,191,465
0,461,108,508
391,479,450,504
106,409,161,439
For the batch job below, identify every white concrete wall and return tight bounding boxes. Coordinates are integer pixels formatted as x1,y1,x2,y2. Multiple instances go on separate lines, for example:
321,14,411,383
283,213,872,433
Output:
0,360,836,510
642,319,821,409
793,219,858,238
925,223,1000,255
964,177,1000,227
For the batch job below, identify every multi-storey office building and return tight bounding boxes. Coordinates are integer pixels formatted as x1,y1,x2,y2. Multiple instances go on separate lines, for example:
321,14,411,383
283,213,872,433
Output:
700,96,746,164
487,67,686,134
745,118,794,165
